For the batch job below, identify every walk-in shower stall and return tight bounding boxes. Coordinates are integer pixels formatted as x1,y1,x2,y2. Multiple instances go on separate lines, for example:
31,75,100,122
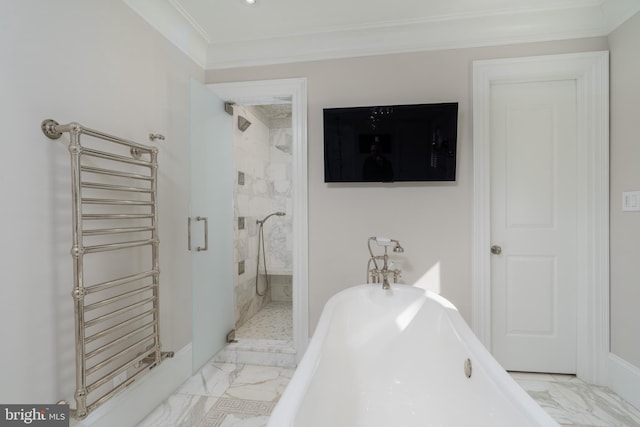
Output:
224,102,295,364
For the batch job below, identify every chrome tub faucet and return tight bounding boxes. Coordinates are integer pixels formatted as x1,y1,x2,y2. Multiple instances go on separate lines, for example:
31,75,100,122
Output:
366,236,404,289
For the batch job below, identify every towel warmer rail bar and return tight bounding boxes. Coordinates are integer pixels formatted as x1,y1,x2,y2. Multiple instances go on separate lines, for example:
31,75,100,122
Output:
82,198,156,206
87,350,154,394
82,147,154,167
83,238,155,254
84,285,156,312
42,119,171,419
83,213,155,220
86,321,156,354
85,270,156,294
84,296,157,329
84,309,155,346
42,120,154,151
83,226,156,236
82,182,154,193
86,334,156,376
81,165,153,181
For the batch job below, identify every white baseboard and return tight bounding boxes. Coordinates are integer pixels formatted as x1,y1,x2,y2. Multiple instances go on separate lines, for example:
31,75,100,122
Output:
71,343,192,427
608,352,640,410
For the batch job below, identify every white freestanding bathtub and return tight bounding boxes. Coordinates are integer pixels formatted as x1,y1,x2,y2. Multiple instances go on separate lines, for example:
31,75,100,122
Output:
268,284,559,427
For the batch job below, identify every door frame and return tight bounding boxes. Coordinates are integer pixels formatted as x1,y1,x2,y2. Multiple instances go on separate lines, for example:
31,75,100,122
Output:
206,78,309,361
472,52,609,384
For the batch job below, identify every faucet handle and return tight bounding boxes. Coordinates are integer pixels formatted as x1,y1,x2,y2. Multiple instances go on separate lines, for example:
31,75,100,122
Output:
392,269,402,283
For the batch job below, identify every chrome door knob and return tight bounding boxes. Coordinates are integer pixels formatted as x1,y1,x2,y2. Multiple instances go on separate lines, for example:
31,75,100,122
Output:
491,245,502,255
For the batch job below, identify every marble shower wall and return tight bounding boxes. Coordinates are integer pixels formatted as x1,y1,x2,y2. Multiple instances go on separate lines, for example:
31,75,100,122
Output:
233,105,293,329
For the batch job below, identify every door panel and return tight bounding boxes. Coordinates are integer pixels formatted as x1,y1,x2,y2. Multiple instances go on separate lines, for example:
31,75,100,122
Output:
189,79,234,372
506,256,555,334
490,80,578,373
505,106,555,227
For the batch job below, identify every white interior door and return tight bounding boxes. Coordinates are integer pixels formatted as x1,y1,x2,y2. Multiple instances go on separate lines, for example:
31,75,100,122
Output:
189,79,234,372
490,79,578,373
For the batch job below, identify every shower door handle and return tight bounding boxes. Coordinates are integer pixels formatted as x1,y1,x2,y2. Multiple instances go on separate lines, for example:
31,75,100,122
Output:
195,216,208,252
188,216,208,251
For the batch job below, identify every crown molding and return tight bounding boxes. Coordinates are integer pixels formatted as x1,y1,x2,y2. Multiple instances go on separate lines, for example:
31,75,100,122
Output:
123,0,640,71
204,6,605,69
123,0,209,68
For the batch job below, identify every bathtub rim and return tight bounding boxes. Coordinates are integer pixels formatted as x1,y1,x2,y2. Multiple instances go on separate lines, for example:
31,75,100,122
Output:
268,284,559,426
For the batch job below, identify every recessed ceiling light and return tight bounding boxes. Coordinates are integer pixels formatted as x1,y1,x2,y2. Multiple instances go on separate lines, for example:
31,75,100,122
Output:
244,0,256,5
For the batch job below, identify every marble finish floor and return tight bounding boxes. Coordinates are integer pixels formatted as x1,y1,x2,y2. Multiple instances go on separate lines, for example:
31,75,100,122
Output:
139,303,639,427
510,372,640,426
137,363,640,427
137,303,295,426
136,361,294,427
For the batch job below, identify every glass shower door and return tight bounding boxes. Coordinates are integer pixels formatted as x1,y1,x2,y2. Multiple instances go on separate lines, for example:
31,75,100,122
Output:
189,78,234,372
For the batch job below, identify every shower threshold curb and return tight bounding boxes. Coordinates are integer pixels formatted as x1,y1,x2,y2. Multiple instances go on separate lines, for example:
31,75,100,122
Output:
214,338,297,368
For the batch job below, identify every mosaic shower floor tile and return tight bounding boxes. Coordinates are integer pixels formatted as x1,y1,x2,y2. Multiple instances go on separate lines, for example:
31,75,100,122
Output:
236,301,292,341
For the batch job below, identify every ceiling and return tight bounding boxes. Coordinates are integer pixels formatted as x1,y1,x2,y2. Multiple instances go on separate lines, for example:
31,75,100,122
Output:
124,0,640,69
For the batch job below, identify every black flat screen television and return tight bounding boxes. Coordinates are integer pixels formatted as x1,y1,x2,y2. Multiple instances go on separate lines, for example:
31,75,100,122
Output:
323,102,458,182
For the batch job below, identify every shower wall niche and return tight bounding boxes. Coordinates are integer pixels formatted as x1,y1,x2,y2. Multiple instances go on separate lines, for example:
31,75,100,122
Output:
232,104,293,330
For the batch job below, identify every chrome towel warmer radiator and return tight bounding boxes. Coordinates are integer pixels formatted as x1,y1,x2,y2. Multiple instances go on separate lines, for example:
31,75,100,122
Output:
42,120,172,419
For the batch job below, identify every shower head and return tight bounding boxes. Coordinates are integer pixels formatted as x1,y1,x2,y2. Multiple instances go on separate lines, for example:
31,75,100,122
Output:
257,211,286,225
238,115,252,132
